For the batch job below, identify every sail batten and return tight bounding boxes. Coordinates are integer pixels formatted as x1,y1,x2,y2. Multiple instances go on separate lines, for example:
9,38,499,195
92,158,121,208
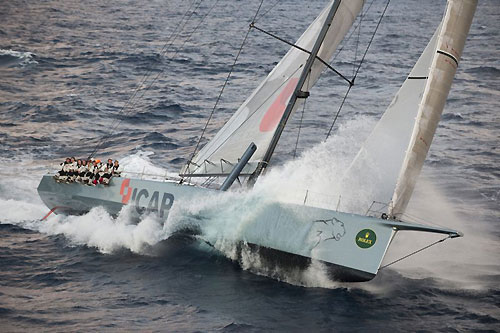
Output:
389,0,478,218
181,0,364,177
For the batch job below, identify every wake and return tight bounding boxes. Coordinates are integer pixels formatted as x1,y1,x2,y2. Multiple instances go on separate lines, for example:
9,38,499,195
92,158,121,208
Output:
0,117,497,290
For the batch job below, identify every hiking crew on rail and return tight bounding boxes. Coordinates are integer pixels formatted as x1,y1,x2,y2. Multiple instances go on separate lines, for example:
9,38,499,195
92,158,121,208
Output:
54,157,122,185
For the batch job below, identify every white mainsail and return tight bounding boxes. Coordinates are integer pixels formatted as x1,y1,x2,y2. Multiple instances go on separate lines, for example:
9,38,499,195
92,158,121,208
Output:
338,24,441,213
181,0,364,177
389,0,478,218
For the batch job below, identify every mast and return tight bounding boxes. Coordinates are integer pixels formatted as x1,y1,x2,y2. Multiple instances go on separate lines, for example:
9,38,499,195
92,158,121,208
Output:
182,0,362,179
248,0,342,183
389,0,478,219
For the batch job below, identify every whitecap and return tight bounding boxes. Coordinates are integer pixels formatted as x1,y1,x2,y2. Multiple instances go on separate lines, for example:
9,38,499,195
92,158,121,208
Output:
0,48,38,66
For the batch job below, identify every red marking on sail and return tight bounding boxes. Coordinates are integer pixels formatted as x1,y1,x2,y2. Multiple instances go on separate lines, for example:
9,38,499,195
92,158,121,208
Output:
259,78,299,132
120,178,132,204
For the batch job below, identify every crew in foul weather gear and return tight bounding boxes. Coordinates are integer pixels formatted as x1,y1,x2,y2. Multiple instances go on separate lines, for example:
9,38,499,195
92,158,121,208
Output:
72,159,82,182
77,160,88,183
112,160,122,177
101,159,114,185
85,159,95,184
91,159,102,186
54,157,120,186
55,157,71,182
67,157,77,182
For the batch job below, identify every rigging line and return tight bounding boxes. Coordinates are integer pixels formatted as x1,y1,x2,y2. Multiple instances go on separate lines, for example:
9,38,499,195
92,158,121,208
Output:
254,0,281,23
353,3,362,78
185,0,266,170
325,84,352,139
119,0,219,115
293,70,310,159
108,0,204,118
115,0,203,112
379,235,451,270
352,0,391,82
89,0,211,160
325,0,391,140
87,0,204,159
331,0,375,63
398,211,452,231
88,0,202,158
183,65,303,173
250,23,353,86
157,0,204,56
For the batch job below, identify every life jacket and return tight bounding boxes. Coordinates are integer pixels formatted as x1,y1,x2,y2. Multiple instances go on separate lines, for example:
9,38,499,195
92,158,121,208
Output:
63,162,72,173
112,164,122,176
67,162,77,174
96,163,104,175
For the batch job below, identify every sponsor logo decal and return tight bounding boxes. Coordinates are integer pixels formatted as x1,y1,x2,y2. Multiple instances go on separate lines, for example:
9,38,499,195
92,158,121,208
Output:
118,178,174,218
355,229,376,249
259,78,299,132
120,178,132,204
312,217,346,248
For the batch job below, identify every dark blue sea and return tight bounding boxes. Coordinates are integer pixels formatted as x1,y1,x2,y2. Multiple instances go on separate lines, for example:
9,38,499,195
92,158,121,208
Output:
1,0,499,331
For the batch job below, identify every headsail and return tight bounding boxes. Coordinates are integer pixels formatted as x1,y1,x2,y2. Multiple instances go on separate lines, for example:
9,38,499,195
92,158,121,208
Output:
389,0,478,218
338,23,442,214
181,0,364,177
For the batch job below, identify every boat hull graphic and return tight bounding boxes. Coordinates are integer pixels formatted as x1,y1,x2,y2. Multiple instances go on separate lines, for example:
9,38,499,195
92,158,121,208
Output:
37,175,421,281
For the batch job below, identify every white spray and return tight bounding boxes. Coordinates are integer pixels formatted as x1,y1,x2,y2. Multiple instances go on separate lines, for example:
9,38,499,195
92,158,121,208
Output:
0,117,497,290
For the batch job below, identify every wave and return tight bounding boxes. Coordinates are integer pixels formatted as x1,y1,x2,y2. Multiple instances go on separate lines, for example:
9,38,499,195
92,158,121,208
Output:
0,49,38,67
1,123,499,291
0,148,347,288
465,65,500,77
119,150,177,180
441,112,464,121
120,103,184,124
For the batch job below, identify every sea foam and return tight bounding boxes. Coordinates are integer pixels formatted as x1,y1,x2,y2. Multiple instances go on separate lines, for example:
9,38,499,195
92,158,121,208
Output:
0,48,38,66
0,117,497,290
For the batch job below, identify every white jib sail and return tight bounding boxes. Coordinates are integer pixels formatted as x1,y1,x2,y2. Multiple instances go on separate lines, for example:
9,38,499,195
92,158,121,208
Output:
181,0,363,177
338,24,441,214
389,0,478,218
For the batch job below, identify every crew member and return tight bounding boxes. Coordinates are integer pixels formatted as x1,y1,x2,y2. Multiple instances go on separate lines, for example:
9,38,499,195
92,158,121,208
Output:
55,157,71,182
91,159,102,185
67,157,77,182
101,159,114,185
77,160,88,183
85,159,95,185
112,160,122,177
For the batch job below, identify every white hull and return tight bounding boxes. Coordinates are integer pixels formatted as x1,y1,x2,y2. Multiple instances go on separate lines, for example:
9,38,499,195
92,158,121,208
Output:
38,175,459,282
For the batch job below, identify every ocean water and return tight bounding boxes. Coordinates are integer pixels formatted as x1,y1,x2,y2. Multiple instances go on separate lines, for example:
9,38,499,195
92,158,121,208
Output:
1,0,499,331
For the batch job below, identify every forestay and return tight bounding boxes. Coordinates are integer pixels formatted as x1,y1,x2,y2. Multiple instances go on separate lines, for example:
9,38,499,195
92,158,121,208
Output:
389,0,478,218
180,0,364,177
